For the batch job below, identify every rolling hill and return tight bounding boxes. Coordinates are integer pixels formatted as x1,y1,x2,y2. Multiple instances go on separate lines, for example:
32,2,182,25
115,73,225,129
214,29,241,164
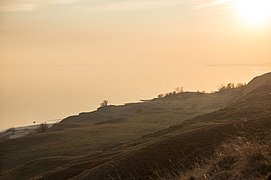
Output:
0,72,270,180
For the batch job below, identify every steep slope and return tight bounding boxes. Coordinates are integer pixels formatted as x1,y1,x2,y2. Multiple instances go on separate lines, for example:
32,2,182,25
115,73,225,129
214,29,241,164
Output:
241,72,271,95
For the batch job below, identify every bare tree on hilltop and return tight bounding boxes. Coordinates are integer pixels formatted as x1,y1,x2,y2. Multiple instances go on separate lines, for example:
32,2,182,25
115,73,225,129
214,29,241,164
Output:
100,100,108,107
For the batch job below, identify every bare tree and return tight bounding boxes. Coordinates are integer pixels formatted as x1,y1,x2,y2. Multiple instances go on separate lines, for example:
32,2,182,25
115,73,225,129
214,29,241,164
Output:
38,123,48,133
175,87,184,93
100,100,108,107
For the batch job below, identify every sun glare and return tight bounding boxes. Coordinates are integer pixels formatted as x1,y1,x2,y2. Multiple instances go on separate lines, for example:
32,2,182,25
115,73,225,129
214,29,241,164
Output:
234,0,271,27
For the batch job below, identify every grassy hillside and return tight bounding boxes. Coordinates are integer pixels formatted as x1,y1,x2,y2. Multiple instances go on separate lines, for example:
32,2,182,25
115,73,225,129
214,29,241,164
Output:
70,73,271,180
174,133,271,180
0,90,240,179
0,72,270,180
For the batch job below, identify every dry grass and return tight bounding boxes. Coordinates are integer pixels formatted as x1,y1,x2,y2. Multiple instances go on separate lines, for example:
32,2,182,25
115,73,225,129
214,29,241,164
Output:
170,133,271,180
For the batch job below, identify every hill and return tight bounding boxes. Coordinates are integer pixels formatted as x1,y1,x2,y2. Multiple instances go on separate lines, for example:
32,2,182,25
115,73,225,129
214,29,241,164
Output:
69,72,271,179
0,72,270,179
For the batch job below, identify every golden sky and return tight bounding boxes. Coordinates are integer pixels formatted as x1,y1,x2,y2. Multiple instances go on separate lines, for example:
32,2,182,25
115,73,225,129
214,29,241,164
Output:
1,0,271,129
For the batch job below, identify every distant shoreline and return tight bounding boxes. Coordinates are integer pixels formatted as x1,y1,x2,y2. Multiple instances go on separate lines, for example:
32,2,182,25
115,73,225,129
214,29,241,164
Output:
0,119,62,133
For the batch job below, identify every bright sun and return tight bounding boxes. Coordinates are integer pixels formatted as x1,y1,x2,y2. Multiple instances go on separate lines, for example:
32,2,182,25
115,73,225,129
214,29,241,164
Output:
234,0,271,27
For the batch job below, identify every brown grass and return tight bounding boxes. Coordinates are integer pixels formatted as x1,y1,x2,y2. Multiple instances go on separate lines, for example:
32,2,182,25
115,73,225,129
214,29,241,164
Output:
170,133,271,180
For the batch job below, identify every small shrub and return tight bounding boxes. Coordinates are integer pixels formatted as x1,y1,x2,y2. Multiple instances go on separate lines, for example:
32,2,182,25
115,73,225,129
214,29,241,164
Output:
158,94,164,98
100,100,108,107
217,82,247,92
37,123,49,133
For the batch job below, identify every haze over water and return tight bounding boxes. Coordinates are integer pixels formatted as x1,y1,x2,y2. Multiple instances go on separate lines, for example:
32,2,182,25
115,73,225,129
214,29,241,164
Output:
1,0,271,129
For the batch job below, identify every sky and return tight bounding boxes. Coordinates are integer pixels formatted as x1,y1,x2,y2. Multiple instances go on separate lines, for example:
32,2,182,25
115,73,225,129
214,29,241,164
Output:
0,0,271,130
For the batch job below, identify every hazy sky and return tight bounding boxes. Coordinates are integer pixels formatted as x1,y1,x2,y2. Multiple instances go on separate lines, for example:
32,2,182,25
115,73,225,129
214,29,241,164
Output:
1,0,271,129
